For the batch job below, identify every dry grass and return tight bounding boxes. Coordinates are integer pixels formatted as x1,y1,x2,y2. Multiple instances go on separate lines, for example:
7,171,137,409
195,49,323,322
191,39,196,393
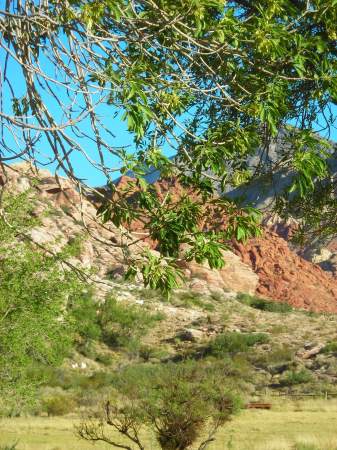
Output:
214,398,337,450
1,399,337,450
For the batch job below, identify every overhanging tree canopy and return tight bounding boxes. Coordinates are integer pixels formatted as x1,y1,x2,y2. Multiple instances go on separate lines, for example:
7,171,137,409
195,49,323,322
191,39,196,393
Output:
1,0,337,291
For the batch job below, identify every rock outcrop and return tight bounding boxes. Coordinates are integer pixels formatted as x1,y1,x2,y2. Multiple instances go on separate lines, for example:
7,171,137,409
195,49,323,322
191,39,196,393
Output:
116,175,337,312
179,251,258,296
233,231,337,313
3,163,337,313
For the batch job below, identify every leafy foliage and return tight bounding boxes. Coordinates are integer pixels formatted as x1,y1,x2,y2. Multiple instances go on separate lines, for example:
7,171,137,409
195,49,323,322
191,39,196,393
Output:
2,0,337,293
0,193,85,413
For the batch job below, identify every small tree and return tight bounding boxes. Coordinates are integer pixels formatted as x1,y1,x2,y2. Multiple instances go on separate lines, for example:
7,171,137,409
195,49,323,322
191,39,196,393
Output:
78,361,241,450
0,191,85,414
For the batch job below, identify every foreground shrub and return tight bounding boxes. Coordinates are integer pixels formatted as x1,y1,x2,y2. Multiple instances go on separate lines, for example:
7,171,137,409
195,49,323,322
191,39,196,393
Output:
0,192,85,413
78,360,242,450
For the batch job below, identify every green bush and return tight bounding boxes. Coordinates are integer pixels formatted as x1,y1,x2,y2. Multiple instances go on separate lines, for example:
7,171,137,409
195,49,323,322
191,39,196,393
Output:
69,290,101,346
321,341,337,354
0,192,86,411
207,332,269,357
98,296,165,348
280,369,313,386
70,293,165,354
42,394,77,416
95,353,114,366
237,293,293,313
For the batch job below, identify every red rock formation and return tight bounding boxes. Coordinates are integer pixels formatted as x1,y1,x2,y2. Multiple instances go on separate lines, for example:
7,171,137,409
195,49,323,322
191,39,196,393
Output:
233,231,337,313
113,175,337,312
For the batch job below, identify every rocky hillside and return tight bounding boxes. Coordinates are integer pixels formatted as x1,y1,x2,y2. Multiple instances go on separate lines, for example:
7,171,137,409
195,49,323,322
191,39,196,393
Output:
115,174,337,313
2,162,337,313
2,162,337,399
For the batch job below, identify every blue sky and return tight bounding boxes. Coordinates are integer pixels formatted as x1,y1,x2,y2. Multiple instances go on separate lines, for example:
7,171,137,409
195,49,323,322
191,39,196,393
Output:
1,43,336,187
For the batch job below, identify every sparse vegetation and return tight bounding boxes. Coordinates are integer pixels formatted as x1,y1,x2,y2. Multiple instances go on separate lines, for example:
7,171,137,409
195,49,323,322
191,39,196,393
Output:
237,293,293,313
207,332,269,358
172,291,215,312
280,369,313,387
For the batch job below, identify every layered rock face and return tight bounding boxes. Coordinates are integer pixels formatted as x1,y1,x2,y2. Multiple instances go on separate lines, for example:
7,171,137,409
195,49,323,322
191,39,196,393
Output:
116,176,337,312
1,164,258,299
3,163,337,313
178,250,259,296
0,163,130,284
233,231,337,313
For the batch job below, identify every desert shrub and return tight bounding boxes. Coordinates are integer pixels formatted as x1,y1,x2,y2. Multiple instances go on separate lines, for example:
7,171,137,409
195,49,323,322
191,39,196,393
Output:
252,344,295,367
33,367,93,392
45,369,115,391
237,293,293,313
84,372,116,390
207,332,269,357
42,394,77,416
138,344,157,361
138,344,169,362
98,296,164,348
69,290,101,347
268,324,288,334
70,293,165,354
280,369,313,386
173,291,215,311
76,342,98,359
95,353,114,366
78,360,242,450
137,287,161,300
321,341,337,354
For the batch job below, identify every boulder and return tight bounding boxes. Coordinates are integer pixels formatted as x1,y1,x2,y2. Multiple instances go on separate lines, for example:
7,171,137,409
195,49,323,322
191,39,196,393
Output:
181,250,258,296
177,328,205,342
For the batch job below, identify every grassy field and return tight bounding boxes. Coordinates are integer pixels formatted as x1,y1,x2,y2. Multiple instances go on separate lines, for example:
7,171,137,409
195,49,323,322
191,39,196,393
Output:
1,399,337,450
